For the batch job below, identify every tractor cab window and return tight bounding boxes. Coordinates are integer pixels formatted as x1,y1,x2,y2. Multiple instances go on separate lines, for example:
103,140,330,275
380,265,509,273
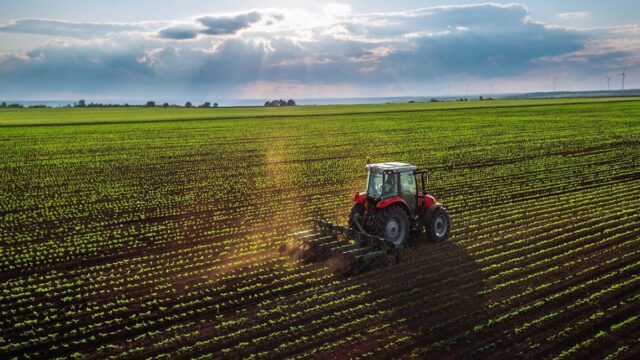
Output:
367,172,399,199
400,172,417,196
382,173,399,197
367,172,383,198
400,171,417,211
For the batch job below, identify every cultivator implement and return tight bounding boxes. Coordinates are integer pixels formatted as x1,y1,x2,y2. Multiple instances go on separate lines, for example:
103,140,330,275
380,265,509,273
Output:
287,219,403,275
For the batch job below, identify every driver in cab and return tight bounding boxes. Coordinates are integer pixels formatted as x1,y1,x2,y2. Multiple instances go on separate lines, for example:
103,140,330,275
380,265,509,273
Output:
383,174,396,196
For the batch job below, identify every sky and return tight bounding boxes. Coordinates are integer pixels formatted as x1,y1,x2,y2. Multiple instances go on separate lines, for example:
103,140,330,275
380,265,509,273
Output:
0,1,638,101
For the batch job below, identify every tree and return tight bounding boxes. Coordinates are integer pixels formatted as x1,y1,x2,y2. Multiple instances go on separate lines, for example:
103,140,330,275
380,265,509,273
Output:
185,102,192,108
199,102,211,108
264,101,270,107
213,102,218,108
286,99,296,106
76,99,86,107
278,99,286,106
146,101,156,107
1,102,6,108
163,103,169,108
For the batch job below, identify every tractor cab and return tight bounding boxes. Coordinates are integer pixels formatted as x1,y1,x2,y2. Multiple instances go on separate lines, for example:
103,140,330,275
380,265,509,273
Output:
365,162,419,212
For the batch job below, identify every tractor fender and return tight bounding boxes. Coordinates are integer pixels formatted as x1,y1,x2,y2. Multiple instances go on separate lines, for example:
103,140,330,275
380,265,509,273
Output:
418,193,436,208
425,203,445,220
376,196,411,216
352,192,367,205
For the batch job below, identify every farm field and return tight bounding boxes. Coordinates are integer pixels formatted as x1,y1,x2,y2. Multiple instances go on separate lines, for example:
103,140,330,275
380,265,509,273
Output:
1,98,639,358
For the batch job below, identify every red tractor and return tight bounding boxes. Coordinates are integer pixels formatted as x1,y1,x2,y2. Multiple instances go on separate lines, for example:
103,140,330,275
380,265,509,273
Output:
289,162,450,274
349,162,450,246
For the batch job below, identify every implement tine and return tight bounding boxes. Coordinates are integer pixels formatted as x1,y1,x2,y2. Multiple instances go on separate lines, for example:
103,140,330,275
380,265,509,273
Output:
315,219,350,234
290,229,314,236
319,239,349,248
298,232,326,240
305,235,334,245
331,244,356,252
342,246,373,255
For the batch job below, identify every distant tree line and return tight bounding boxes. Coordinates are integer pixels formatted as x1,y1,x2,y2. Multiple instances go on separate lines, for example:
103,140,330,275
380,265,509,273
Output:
69,100,220,108
1,102,26,108
0,102,50,108
1,99,302,109
264,99,296,107
409,99,441,103
455,96,494,102
72,99,155,108
406,96,496,104
0,100,265,109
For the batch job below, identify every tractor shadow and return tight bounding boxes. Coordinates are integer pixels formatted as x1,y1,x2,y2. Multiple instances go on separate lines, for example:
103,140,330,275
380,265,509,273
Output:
274,192,487,356
339,236,488,356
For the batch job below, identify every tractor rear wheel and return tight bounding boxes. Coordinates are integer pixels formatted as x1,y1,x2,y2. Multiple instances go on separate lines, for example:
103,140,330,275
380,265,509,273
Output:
426,207,450,242
348,203,365,231
374,205,409,247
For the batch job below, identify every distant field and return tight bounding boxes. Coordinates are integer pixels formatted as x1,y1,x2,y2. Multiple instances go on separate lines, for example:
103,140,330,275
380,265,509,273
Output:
1,97,639,126
1,99,639,358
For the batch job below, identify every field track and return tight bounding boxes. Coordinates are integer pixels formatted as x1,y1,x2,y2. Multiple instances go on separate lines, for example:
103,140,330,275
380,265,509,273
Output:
1,99,639,359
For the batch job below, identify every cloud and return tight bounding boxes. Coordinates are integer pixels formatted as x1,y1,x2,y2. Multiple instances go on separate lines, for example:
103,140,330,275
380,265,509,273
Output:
322,3,351,17
557,12,591,20
158,25,200,40
197,11,262,35
156,11,274,40
0,42,153,97
0,19,142,39
381,20,585,79
341,3,531,40
0,4,638,98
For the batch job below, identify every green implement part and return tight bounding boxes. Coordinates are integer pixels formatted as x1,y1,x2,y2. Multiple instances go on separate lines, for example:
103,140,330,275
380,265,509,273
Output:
285,218,404,275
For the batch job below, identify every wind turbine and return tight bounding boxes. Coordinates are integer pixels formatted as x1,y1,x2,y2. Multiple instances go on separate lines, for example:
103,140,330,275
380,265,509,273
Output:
618,68,626,90
552,77,558,92
605,75,611,91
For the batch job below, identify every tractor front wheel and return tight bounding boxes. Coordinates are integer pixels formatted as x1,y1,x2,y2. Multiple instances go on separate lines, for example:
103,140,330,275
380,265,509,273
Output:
426,207,450,242
374,205,409,248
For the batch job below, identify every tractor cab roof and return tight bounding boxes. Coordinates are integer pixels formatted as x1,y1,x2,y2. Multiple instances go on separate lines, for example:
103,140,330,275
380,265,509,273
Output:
366,162,418,173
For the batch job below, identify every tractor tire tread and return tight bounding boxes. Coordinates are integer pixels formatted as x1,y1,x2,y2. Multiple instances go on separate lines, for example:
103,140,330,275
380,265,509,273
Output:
374,204,410,247
425,207,451,242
